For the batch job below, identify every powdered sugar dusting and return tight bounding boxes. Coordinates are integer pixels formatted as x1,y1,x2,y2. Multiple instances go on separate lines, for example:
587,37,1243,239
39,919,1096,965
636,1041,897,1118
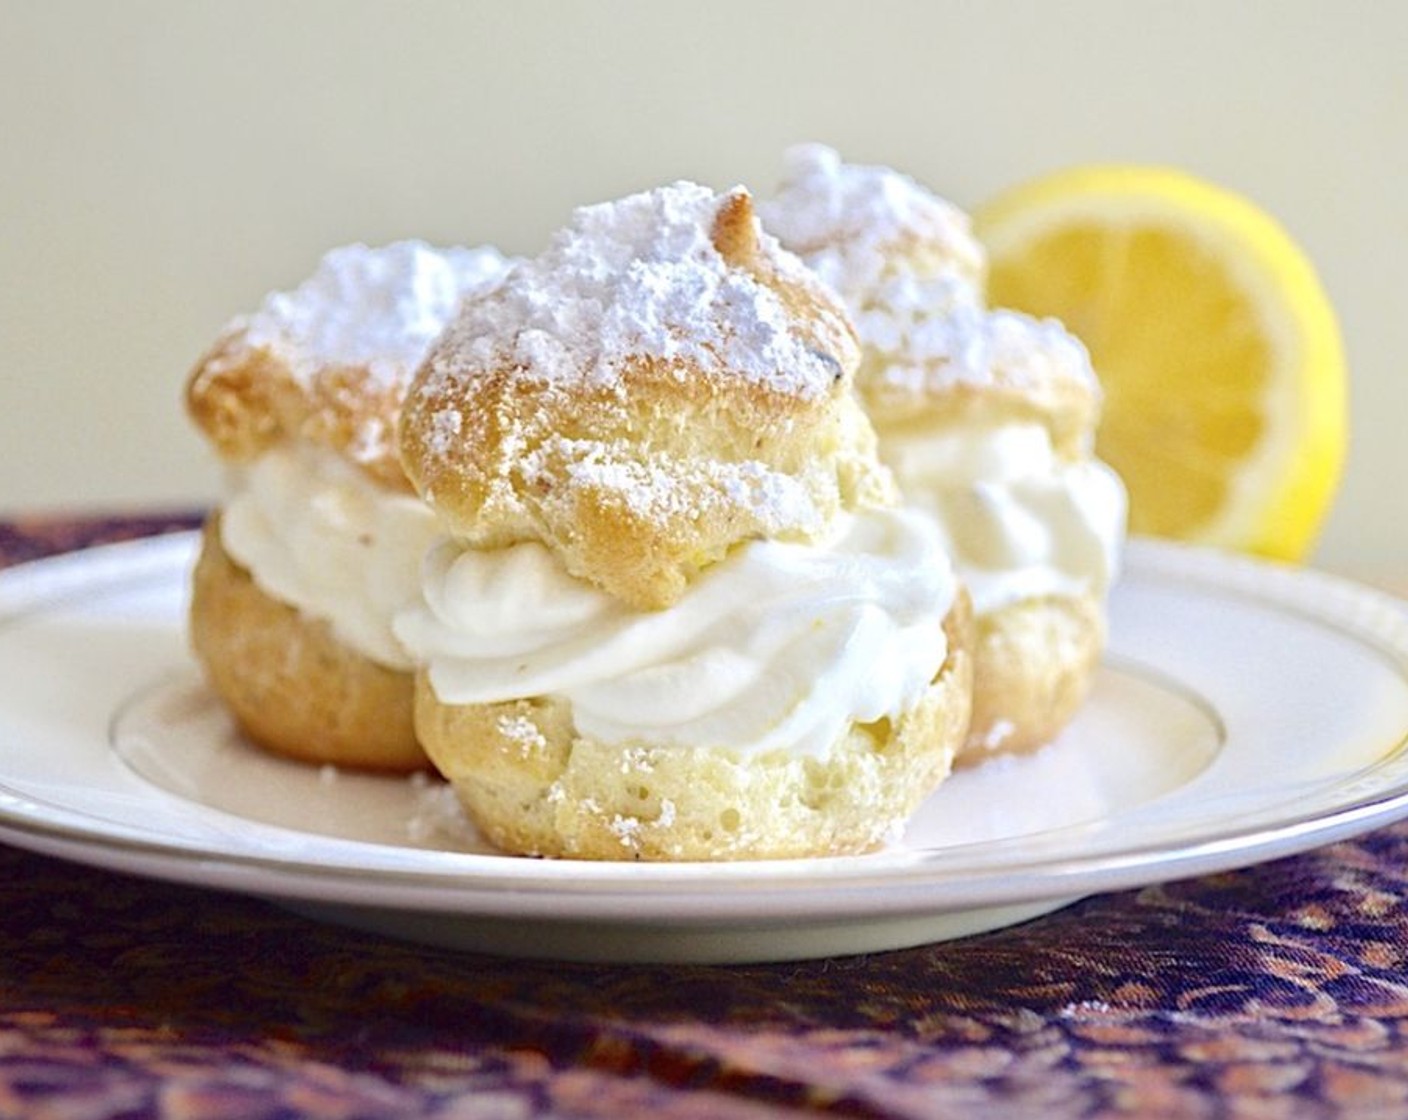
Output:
757,143,986,305
230,241,512,386
522,436,826,536
608,814,643,847
497,712,548,757
603,798,678,850
405,777,479,846
422,182,848,401
761,146,1096,400
868,301,1099,398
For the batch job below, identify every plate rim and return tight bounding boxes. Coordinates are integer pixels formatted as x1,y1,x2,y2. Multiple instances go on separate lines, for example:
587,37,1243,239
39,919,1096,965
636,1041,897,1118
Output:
1,530,1408,926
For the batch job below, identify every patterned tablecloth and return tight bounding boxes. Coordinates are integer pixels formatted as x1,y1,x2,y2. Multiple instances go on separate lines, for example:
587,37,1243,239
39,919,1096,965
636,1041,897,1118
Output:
4,513,1408,1119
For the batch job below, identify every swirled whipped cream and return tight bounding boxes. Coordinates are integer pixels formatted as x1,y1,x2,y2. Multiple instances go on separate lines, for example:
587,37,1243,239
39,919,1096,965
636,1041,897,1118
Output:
220,444,441,670
882,421,1126,614
394,508,958,758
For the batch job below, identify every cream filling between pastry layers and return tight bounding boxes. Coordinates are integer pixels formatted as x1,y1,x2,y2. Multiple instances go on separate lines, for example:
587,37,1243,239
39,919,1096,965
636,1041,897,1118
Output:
393,508,958,760
881,421,1127,616
219,444,441,671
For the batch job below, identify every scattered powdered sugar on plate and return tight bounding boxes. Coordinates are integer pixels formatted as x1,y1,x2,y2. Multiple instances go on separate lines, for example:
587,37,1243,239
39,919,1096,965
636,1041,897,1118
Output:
405,771,481,846
421,181,849,403
229,240,512,387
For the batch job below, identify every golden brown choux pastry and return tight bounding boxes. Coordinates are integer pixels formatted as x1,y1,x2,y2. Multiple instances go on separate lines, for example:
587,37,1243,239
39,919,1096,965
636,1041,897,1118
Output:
396,183,974,858
185,241,511,770
761,145,1125,760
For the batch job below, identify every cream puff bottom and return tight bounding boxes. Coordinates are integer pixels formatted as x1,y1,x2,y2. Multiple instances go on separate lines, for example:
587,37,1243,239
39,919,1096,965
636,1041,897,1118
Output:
189,516,428,772
959,593,1104,762
415,596,973,861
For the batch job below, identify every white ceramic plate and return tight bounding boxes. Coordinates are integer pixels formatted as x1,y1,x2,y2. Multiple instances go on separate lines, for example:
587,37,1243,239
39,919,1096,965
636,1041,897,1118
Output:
2,532,1408,964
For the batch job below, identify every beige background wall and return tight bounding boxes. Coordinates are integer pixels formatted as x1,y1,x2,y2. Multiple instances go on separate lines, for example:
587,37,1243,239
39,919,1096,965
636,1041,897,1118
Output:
3,0,1404,579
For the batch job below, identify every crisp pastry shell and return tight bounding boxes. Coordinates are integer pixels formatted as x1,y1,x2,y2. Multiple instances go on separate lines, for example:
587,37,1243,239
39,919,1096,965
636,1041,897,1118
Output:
414,593,973,861
398,191,892,612
188,516,427,772
959,592,1105,762
186,340,412,492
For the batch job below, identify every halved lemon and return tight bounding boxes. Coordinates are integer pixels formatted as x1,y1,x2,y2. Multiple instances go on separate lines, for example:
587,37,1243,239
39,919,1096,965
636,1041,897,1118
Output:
974,165,1346,562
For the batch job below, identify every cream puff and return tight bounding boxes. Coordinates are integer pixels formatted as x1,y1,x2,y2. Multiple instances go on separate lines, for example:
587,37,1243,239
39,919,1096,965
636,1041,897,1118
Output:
761,145,1126,759
395,183,973,860
185,240,511,771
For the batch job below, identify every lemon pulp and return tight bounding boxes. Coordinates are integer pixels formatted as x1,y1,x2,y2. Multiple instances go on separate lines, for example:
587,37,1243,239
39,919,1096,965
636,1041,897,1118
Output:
976,165,1346,562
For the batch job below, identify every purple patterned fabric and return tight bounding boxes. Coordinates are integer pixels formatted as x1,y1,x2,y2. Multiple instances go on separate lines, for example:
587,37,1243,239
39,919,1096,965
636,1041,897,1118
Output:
2,515,1408,1118
0,510,204,566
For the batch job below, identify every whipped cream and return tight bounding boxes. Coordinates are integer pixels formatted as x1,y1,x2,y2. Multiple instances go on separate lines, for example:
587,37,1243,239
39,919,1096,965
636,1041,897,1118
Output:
220,444,441,670
883,421,1126,614
394,508,957,758
760,146,1126,616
